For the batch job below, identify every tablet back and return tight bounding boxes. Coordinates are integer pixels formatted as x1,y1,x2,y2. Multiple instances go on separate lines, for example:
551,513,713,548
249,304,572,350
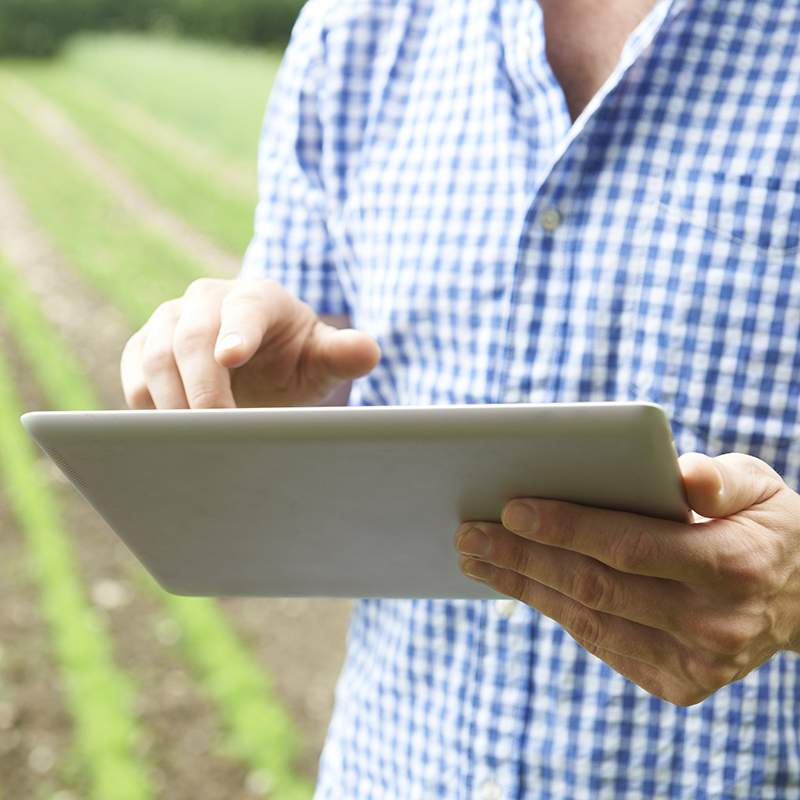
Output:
21,402,689,599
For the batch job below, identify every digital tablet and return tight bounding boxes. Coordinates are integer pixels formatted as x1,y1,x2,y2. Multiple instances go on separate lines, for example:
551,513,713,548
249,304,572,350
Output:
21,402,690,599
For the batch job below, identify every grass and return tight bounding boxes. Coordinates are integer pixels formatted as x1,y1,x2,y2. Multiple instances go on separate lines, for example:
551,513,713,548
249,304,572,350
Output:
0,32,314,798
0,150,312,799
0,106,312,800
0,88,207,330
4,64,257,256
62,32,282,166
157,592,314,800
0,251,100,412
0,262,152,800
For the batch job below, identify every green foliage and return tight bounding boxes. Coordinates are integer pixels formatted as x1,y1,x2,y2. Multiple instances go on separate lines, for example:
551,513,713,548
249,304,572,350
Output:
61,33,281,164
141,0,306,46
0,0,307,57
0,255,100,411
157,593,314,800
0,37,313,797
0,251,312,798
0,305,153,799
0,89,207,329
10,62,258,254
0,0,100,57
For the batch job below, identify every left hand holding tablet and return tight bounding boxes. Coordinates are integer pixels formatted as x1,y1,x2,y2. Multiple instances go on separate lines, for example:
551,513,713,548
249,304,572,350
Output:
455,452,800,705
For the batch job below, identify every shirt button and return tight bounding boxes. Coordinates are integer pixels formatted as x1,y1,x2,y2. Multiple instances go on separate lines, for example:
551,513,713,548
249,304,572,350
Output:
481,779,503,800
540,207,562,231
494,598,516,619
518,33,533,57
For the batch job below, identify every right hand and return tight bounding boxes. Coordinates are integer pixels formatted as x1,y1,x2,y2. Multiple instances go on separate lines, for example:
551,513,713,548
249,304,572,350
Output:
120,277,381,409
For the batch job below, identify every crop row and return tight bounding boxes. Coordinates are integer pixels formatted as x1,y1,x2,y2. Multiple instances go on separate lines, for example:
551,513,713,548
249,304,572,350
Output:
0,44,314,800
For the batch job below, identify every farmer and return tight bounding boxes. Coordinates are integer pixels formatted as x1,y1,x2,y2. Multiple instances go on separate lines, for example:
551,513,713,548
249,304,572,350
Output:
121,0,800,796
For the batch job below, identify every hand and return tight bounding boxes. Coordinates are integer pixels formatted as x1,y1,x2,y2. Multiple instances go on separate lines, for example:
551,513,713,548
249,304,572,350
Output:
454,452,800,706
121,277,381,409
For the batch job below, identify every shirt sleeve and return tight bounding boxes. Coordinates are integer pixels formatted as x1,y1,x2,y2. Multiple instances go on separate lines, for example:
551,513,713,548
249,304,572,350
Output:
240,0,349,317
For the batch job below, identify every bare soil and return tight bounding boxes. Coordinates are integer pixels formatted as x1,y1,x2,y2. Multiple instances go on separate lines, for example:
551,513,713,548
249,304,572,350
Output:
0,130,351,797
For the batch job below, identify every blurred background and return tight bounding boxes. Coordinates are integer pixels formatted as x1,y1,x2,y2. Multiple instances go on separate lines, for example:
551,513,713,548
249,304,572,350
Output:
0,0,306,57
0,2,354,799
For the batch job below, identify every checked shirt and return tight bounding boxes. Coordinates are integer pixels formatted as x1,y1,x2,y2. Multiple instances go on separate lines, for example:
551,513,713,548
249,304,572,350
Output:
242,0,800,797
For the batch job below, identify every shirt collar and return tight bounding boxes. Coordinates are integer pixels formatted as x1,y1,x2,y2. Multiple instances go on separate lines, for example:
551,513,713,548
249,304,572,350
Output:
525,0,686,180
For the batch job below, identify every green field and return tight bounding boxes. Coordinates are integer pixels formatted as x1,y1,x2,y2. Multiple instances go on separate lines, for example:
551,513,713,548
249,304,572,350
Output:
0,33,338,800
63,34,281,166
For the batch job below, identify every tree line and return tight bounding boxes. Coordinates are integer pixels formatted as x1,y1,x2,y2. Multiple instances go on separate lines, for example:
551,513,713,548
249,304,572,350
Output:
0,0,307,57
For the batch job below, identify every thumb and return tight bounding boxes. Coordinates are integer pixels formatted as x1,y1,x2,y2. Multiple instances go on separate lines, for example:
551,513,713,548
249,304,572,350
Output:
679,451,784,519
310,324,382,383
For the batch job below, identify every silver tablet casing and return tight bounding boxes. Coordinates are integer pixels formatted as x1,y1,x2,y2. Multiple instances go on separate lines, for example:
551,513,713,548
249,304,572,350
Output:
21,402,689,599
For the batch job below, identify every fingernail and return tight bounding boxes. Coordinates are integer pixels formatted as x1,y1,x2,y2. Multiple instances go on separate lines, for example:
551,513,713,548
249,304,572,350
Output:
456,527,492,557
216,333,243,353
462,559,495,583
503,502,539,533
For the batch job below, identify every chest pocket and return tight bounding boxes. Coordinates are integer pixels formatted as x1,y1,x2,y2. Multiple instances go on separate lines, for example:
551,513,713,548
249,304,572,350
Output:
633,168,800,483
660,170,800,257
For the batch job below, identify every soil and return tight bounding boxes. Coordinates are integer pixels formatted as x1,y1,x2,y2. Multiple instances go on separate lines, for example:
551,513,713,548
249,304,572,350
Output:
0,92,352,799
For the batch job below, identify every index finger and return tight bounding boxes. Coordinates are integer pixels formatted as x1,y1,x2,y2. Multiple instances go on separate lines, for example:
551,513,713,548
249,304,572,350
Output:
172,281,236,408
500,498,729,584
213,278,301,369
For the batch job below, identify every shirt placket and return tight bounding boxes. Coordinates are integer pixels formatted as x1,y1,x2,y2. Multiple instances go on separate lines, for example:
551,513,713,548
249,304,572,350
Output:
468,0,688,793
497,0,682,405
465,599,533,800
500,168,575,404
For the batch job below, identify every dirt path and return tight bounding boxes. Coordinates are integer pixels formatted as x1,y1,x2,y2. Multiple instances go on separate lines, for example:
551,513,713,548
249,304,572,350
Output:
0,84,352,796
0,163,129,410
0,311,254,800
0,325,75,800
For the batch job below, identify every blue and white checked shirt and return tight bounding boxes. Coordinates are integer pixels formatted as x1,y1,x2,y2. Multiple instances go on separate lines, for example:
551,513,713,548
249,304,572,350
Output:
242,0,800,797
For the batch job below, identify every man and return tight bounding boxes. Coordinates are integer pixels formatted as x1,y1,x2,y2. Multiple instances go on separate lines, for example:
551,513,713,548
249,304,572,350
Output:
121,0,800,796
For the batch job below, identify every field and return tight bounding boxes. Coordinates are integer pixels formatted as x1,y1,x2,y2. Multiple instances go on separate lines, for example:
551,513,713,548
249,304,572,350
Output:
0,33,351,800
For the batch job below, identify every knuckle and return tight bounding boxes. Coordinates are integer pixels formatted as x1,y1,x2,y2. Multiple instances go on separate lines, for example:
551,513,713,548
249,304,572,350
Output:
504,569,533,603
243,275,276,292
123,382,152,410
716,543,772,596
122,327,144,354
704,625,750,657
572,563,618,612
695,657,740,695
567,607,604,647
508,540,539,579
721,453,785,503
120,335,142,374
183,277,219,300
676,649,742,698
668,684,711,707
150,298,181,323
223,276,277,305
249,275,280,294
538,502,588,551
140,337,176,374
609,524,658,573
185,383,227,409
173,319,214,355
694,612,759,657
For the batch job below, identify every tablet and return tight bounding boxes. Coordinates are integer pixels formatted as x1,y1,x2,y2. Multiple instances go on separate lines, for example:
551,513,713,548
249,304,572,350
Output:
21,402,689,599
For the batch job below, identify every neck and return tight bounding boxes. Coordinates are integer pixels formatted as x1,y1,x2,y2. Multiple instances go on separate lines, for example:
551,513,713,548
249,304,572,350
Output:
537,0,659,120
